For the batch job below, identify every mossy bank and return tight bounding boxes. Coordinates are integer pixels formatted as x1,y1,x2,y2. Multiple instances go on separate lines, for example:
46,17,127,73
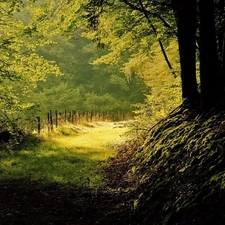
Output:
107,107,225,225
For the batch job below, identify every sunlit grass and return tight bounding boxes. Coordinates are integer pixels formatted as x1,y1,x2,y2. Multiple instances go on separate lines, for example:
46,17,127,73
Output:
0,122,129,187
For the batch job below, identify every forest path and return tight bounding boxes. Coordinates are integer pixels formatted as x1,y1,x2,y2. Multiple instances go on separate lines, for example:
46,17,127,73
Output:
52,121,129,161
0,122,134,225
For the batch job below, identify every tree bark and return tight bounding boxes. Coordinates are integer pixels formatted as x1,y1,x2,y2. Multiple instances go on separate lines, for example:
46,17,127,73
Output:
217,0,225,80
172,0,199,106
199,0,221,112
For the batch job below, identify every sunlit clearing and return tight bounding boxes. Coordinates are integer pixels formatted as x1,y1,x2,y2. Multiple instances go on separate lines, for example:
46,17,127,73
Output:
0,122,129,187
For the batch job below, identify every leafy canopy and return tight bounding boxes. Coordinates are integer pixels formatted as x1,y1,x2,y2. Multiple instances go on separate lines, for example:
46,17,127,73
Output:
0,0,62,118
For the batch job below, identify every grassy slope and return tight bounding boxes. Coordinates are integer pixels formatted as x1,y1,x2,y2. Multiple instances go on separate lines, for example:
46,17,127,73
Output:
0,122,128,187
136,108,225,224
107,107,225,224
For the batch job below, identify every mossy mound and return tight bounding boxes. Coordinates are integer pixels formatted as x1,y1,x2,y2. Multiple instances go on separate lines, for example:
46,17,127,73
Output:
133,107,225,224
106,107,225,224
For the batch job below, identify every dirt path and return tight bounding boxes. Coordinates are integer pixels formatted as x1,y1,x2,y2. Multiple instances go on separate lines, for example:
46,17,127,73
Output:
0,122,135,225
0,179,134,225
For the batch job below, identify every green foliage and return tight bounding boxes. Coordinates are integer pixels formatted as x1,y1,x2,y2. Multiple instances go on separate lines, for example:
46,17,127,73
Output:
81,1,181,123
34,82,83,113
23,31,149,116
2,0,181,135
131,41,182,129
0,0,62,132
84,0,175,66
1,0,181,132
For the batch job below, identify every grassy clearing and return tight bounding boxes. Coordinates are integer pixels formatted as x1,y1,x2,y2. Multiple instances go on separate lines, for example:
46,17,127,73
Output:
0,122,129,187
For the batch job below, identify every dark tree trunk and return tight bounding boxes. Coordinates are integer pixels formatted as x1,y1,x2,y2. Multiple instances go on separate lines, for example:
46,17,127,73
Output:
172,0,199,106
199,0,221,112
217,0,225,80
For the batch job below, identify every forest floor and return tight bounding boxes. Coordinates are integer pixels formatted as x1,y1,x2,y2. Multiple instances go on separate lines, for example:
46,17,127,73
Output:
2,109,225,225
0,178,134,225
0,122,136,225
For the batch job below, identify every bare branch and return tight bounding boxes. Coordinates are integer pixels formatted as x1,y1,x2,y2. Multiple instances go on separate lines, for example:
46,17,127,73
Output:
120,0,172,29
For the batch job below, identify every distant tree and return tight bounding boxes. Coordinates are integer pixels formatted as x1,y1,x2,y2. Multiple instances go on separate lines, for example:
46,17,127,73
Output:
25,31,149,114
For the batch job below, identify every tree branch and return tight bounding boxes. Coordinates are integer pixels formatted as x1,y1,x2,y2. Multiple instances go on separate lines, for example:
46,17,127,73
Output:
137,0,176,76
121,0,172,29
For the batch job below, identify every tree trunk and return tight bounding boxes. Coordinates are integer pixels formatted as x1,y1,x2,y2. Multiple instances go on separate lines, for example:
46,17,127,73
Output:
172,0,199,106
199,0,221,113
217,0,225,81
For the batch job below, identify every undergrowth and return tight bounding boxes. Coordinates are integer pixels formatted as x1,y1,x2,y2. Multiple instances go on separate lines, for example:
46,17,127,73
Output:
106,106,225,225
131,107,225,225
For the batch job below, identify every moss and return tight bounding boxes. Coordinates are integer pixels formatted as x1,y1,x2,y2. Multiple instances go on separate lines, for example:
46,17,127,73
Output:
123,108,225,224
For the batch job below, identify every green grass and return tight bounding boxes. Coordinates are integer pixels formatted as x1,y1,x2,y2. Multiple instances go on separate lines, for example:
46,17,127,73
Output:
0,122,128,187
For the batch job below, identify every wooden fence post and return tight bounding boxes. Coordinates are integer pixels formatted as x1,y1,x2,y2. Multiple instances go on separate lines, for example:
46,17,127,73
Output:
55,110,58,128
38,110,133,133
36,116,41,134
72,110,74,124
112,112,115,122
74,111,78,125
68,111,71,122
90,111,93,122
64,109,67,123
102,111,105,121
50,110,53,132
47,112,50,133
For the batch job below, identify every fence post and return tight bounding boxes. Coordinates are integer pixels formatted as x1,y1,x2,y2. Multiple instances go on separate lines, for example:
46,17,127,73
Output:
77,111,80,124
68,111,72,122
106,111,109,121
64,109,67,123
50,110,53,132
36,116,41,134
90,111,93,122
93,110,96,121
47,112,50,134
85,111,88,122
55,110,58,128
112,112,115,122
72,110,74,124
102,111,105,121
75,111,78,125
